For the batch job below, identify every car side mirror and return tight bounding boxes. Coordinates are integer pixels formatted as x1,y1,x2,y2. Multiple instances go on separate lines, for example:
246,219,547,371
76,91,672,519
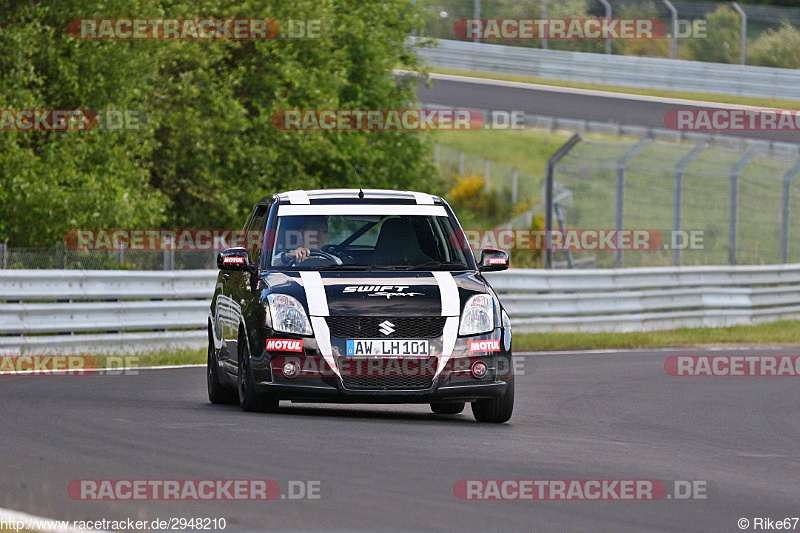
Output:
217,247,253,271
479,248,509,272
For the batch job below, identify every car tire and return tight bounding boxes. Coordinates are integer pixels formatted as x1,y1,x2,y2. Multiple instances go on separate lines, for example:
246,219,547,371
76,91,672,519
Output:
430,402,465,415
207,329,237,405
238,332,279,413
471,375,514,423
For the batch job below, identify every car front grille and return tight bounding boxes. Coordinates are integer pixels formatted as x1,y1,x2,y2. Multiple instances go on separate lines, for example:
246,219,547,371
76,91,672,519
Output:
325,316,446,338
341,375,435,390
337,357,437,390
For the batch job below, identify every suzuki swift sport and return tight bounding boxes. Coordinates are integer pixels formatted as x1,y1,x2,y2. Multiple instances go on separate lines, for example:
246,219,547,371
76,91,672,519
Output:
208,189,513,423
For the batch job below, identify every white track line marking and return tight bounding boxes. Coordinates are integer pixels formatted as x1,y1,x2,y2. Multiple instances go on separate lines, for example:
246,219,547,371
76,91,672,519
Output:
517,345,800,356
0,363,204,376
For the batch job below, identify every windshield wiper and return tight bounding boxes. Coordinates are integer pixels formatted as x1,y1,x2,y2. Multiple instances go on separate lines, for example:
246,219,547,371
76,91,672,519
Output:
407,261,470,271
302,263,374,271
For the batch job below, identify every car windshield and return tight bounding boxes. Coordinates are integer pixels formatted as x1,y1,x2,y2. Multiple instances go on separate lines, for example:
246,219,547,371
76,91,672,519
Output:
268,211,472,271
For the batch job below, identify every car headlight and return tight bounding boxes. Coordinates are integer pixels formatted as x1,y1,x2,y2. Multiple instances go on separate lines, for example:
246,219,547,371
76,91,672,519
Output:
459,294,495,336
267,294,313,336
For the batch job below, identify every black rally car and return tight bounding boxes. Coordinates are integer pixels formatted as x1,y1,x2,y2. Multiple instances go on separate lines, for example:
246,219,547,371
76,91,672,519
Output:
208,189,513,423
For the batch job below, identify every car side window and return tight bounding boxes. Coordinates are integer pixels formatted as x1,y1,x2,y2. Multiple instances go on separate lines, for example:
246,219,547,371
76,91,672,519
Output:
245,204,269,264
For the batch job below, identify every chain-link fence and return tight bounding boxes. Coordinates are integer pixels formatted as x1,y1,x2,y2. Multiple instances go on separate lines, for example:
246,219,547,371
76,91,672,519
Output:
434,142,544,207
0,244,216,270
549,136,800,268
419,0,800,66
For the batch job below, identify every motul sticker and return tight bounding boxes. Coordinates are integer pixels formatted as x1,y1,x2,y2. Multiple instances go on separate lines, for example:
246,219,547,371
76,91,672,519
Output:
487,257,507,264
265,339,304,352
468,339,501,352
223,256,245,264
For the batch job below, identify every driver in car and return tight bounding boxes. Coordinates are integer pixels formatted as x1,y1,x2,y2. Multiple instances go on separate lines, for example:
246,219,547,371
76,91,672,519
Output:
279,215,329,265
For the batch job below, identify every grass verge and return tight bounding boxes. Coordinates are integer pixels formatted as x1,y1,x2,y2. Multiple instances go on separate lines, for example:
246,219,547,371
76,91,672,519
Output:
432,127,625,173
515,320,800,351
430,67,800,110
64,320,800,367
91,348,205,368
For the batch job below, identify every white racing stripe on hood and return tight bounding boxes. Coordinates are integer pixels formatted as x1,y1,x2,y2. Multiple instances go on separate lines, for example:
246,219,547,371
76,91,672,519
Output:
299,272,339,377
432,272,459,316
432,272,460,378
299,271,329,316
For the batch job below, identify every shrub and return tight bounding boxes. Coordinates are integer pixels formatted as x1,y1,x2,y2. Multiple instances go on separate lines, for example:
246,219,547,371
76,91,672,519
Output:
748,22,800,69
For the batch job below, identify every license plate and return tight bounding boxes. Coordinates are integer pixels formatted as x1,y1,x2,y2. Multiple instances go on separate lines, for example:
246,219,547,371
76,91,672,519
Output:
346,339,430,357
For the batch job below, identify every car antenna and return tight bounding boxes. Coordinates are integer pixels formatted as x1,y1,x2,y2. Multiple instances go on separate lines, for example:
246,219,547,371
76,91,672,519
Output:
352,164,364,198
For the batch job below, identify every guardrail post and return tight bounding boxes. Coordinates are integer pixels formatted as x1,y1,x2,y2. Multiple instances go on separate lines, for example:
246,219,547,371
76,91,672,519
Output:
0,242,6,269
661,0,678,59
473,0,481,43
598,0,612,55
545,133,582,269
56,241,66,269
540,0,548,49
732,2,747,65
673,142,707,266
729,148,760,265
781,162,800,263
615,139,650,268
511,169,519,205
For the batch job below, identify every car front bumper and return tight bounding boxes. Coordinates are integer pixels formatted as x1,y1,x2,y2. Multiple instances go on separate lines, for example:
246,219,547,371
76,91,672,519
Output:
249,326,512,403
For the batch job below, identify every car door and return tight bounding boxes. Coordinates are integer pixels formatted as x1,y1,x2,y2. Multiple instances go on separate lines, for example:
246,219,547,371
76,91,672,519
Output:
217,206,257,374
227,203,270,373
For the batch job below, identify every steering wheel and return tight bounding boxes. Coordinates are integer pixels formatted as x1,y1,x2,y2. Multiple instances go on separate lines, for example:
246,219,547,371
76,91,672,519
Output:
321,245,354,263
286,249,342,265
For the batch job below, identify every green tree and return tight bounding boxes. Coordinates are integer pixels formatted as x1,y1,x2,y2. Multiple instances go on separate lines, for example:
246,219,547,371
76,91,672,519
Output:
685,5,740,64
0,0,436,246
748,21,800,69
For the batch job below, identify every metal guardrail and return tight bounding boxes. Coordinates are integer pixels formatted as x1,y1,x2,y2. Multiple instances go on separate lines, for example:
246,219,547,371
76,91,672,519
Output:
417,39,800,100
0,270,217,355
485,264,800,333
2,266,800,353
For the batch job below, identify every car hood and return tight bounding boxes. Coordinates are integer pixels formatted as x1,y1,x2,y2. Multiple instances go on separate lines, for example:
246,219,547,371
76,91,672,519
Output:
262,271,486,317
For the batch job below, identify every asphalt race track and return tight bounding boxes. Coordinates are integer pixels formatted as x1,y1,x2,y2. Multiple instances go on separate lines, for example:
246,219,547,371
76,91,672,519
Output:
416,74,800,144
1,348,798,532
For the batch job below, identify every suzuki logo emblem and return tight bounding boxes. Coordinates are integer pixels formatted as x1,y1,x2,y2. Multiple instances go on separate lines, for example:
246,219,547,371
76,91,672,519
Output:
378,320,395,336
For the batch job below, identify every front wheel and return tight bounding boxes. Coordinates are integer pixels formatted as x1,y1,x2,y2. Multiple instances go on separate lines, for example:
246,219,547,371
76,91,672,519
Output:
238,334,279,413
430,402,465,415
208,332,237,404
471,375,514,423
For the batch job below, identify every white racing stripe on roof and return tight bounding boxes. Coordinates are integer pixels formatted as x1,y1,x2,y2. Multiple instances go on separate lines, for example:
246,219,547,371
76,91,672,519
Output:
412,192,435,204
286,190,310,204
278,205,447,216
